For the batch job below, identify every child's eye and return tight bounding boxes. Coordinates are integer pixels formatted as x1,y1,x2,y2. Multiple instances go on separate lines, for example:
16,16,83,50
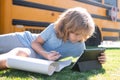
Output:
75,33,80,36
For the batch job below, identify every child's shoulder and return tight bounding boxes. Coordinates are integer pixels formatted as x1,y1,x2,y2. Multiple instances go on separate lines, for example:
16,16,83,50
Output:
47,23,54,29
43,23,55,32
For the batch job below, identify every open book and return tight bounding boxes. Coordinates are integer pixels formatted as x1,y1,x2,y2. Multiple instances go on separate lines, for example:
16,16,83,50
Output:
6,56,72,76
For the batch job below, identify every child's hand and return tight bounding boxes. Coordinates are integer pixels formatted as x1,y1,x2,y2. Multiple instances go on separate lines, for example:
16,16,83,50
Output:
47,51,61,61
98,53,106,64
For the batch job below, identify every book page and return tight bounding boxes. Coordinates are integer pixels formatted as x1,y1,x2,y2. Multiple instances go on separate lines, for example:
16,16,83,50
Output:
55,60,72,72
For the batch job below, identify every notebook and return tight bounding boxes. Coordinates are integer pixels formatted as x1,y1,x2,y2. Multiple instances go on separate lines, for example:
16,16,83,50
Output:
6,56,72,76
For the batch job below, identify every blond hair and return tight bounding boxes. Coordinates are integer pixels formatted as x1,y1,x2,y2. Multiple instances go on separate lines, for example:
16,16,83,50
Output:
54,7,95,42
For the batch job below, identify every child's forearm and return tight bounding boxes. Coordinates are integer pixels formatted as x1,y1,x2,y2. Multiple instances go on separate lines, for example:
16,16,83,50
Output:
31,40,61,61
31,41,48,59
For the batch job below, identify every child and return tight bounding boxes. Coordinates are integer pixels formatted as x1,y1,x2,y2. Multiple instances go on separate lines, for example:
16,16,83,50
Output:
0,7,106,70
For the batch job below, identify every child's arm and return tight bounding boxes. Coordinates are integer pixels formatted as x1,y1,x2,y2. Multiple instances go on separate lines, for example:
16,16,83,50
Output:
31,36,61,61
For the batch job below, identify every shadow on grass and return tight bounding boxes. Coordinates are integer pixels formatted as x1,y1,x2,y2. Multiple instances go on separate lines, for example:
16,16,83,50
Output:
0,65,106,80
70,67,106,80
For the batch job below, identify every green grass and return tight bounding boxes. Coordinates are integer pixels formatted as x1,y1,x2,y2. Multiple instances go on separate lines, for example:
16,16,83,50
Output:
0,48,120,80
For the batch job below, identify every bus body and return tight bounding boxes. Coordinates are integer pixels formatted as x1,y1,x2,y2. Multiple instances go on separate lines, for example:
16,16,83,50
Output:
0,0,120,46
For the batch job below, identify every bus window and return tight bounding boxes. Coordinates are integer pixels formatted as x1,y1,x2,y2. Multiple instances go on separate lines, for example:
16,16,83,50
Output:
104,0,117,7
92,0,102,3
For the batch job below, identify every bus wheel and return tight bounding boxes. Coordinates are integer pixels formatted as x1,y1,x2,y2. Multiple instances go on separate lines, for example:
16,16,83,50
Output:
85,26,102,46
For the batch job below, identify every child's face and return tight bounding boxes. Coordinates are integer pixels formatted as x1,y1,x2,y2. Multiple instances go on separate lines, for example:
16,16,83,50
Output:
68,33,84,43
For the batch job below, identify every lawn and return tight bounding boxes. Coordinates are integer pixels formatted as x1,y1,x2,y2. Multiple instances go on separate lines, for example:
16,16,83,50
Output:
0,48,120,80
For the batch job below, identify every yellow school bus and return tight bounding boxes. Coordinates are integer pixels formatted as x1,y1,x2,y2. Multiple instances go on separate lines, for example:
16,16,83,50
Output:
0,0,120,46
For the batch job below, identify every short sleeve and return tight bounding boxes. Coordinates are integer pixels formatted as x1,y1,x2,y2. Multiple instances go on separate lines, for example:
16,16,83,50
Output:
39,24,54,41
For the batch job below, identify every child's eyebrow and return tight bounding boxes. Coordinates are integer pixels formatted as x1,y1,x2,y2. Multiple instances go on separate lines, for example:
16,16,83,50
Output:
75,33,81,35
